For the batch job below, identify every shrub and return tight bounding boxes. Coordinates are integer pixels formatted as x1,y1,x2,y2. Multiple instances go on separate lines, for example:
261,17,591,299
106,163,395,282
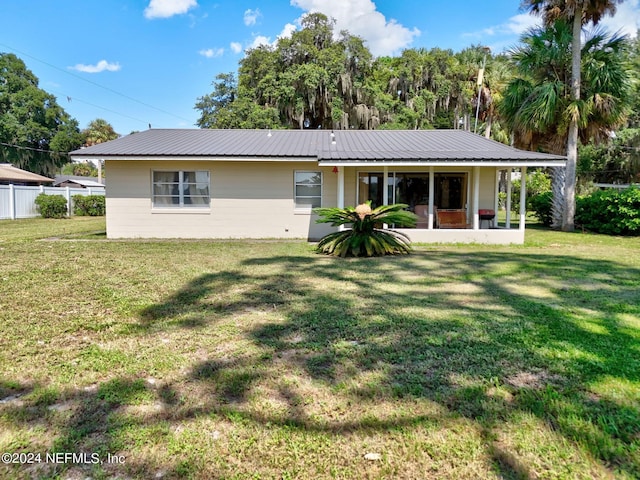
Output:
313,202,417,257
73,195,105,216
530,191,554,227
34,194,67,219
575,187,640,235
510,170,552,213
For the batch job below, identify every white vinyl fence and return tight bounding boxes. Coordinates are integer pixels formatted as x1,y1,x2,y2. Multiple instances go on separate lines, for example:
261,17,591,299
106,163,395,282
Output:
0,185,105,220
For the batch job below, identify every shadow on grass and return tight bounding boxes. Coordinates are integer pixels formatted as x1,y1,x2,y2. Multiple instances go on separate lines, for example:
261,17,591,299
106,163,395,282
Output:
2,250,639,478
143,251,639,477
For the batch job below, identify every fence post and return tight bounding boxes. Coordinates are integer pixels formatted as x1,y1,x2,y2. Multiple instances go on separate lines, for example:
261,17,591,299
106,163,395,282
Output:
9,184,15,220
66,186,71,217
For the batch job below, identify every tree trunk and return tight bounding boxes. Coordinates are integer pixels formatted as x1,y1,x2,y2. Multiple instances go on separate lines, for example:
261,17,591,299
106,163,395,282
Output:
563,9,582,232
484,115,492,139
551,167,565,229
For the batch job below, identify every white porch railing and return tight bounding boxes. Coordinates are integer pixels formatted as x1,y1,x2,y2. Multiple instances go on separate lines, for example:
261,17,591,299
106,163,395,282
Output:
0,185,105,220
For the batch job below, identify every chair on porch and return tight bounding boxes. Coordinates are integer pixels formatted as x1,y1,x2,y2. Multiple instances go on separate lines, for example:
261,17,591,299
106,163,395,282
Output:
414,204,429,229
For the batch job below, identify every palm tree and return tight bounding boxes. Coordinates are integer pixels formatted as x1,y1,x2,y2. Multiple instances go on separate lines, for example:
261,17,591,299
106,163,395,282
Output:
82,118,119,183
83,118,119,146
502,21,628,152
521,0,624,231
478,55,514,141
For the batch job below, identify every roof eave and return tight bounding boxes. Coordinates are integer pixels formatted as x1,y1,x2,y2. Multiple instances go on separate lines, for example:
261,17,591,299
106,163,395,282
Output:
69,155,319,162
318,160,567,167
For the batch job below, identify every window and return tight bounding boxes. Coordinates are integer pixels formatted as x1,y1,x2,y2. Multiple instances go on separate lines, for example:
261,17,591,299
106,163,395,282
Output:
294,171,322,210
358,172,430,209
152,170,210,208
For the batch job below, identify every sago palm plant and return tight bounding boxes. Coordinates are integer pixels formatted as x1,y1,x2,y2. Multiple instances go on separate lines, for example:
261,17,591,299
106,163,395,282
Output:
314,202,418,257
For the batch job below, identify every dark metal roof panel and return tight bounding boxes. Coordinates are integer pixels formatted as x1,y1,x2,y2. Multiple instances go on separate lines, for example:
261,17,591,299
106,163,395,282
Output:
70,128,566,162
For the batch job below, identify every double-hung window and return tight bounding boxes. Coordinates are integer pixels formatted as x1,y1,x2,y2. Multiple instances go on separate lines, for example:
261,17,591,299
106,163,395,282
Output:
294,171,322,211
152,170,210,208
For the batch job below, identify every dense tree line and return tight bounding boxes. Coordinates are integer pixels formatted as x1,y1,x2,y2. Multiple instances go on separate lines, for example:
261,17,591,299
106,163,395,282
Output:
195,10,638,223
0,53,84,176
0,53,119,177
195,13,501,133
2,8,637,188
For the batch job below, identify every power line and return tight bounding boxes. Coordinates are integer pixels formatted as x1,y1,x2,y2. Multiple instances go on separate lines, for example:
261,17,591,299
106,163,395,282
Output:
50,88,150,128
0,42,192,124
0,142,68,155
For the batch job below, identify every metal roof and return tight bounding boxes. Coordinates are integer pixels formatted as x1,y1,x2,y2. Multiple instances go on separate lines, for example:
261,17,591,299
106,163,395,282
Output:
53,176,106,188
70,128,566,165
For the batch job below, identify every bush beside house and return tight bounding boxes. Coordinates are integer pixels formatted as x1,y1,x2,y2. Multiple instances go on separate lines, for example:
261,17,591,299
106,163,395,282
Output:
531,187,640,235
575,187,640,235
314,202,417,257
73,195,105,216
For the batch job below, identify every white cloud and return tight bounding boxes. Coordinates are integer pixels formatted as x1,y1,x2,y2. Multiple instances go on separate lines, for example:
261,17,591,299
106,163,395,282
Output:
246,23,298,51
244,8,262,26
600,0,640,38
69,60,121,73
144,0,197,19
291,0,419,56
199,48,224,58
463,13,541,40
278,22,297,40
463,2,638,52
249,35,272,49
230,42,243,54
503,13,542,35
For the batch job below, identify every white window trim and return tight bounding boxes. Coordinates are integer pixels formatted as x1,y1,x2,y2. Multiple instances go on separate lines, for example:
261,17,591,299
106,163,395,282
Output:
294,170,323,214
151,170,211,211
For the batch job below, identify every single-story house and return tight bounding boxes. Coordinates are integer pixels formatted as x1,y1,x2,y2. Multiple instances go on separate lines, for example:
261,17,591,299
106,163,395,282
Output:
70,129,566,244
0,163,54,186
53,175,106,189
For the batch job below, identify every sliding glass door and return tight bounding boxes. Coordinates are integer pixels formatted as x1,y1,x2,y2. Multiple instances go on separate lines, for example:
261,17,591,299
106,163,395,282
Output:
357,171,469,227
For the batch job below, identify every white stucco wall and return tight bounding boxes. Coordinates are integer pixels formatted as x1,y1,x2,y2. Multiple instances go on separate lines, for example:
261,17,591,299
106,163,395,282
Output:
105,161,521,243
105,160,337,240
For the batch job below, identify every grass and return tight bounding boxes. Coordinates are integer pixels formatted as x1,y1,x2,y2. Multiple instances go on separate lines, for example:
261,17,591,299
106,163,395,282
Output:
0,217,638,479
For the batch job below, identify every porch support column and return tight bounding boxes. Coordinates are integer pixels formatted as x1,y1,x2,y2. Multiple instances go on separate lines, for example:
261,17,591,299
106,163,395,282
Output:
472,166,480,230
337,166,345,231
519,166,527,231
382,166,389,229
494,168,500,228
428,166,435,229
506,168,512,229
337,166,345,209
382,166,389,206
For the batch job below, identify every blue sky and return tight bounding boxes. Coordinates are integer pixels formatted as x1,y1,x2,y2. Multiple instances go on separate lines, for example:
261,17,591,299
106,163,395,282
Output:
1,0,638,137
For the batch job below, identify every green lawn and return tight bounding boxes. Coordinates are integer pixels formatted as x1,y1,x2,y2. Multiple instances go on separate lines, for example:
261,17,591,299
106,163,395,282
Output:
1,217,638,479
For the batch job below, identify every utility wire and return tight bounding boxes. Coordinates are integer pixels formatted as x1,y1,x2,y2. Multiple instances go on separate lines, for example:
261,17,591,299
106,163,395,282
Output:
49,88,150,128
0,42,192,124
0,142,68,155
